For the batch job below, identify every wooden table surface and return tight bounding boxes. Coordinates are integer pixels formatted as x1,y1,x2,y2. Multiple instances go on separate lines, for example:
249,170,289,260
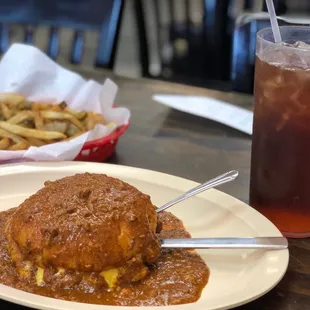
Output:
2,67,310,310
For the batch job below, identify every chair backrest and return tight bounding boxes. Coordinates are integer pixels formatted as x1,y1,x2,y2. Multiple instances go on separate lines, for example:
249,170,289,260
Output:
231,14,308,93
133,0,231,88
228,0,286,18
0,0,124,68
229,0,288,93
134,0,289,91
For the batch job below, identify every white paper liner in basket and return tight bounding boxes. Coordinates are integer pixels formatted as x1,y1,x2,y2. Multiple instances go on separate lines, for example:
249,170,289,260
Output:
0,44,130,163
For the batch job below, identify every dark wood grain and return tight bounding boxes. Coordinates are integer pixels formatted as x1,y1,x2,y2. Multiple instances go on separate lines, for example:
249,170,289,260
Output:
2,67,310,309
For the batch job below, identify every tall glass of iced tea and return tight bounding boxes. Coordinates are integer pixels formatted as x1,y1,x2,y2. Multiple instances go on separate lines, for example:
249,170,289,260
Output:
250,26,310,238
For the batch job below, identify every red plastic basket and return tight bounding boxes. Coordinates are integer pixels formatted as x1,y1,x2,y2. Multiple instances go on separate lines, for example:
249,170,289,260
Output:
74,123,129,162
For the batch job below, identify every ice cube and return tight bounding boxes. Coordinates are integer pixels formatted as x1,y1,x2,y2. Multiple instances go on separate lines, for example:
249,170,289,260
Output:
276,112,290,132
293,41,310,50
282,41,310,49
273,45,310,70
289,52,309,70
259,46,292,64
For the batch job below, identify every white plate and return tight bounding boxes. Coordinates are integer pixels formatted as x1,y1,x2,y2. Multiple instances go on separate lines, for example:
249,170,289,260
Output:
0,162,289,310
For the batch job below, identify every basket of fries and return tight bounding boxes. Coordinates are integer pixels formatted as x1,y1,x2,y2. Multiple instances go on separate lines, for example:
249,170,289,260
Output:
0,44,130,163
0,94,129,162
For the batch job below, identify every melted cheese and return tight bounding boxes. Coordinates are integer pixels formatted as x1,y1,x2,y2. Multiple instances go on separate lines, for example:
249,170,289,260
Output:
35,267,45,286
17,261,32,279
100,268,119,289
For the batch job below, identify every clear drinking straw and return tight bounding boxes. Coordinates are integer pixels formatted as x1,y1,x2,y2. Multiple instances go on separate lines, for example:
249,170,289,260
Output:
265,0,282,43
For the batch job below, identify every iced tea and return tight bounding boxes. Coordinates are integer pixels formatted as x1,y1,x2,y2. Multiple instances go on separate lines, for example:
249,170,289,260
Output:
250,26,310,237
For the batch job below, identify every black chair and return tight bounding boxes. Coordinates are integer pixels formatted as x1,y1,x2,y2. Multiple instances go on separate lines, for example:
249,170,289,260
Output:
231,15,310,94
230,0,288,93
231,15,275,94
0,0,124,68
133,0,232,90
134,0,287,92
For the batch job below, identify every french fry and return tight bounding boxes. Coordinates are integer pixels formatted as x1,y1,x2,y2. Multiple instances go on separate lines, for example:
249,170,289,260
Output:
58,101,67,110
20,120,35,128
0,93,25,106
105,122,117,129
64,132,84,141
85,112,105,130
0,122,66,140
92,113,105,124
16,100,32,110
65,107,86,120
0,94,111,151
50,106,62,112
0,137,10,150
8,141,29,150
45,139,57,144
7,111,33,124
40,111,85,131
84,113,96,131
66,123,80,137
43,120,68,134
26,137,46,147
33,111,44,130
0,128,28,143
0,102,12,120
32,103,51,111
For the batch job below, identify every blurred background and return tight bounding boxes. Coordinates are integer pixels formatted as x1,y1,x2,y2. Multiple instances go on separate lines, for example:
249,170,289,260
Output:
0,0,309,94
